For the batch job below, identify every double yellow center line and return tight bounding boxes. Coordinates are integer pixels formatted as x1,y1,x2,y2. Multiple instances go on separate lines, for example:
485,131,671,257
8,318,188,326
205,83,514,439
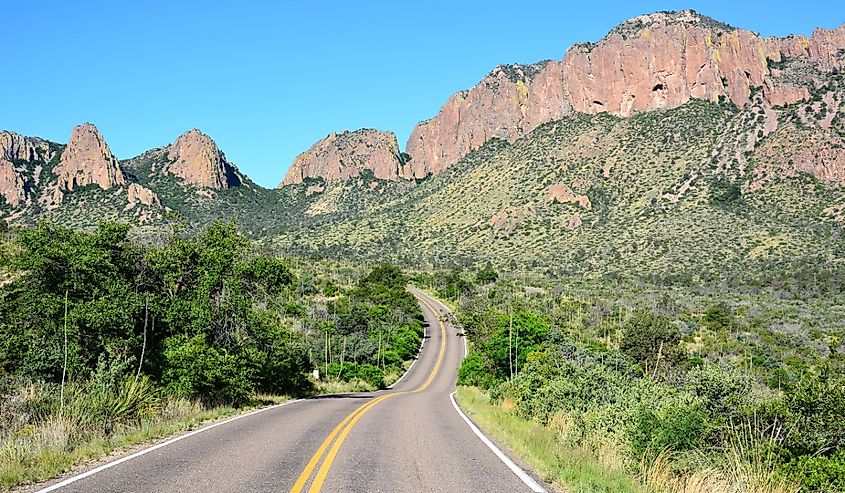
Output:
290,295,447,493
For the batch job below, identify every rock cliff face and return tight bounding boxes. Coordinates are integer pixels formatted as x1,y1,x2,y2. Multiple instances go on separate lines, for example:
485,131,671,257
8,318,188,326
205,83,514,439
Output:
281,129,404,186
406,10,845,178
126,183,160,208
405,62,570,179
55,123,124,191
166,129,238,189
0,132,48,207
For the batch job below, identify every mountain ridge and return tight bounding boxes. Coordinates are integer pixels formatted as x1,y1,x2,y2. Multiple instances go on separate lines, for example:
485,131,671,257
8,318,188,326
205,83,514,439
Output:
2,10,844,279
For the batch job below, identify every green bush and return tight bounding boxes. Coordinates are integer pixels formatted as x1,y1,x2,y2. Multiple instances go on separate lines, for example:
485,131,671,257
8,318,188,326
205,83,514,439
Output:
783,372,845,456
355,364,385,389
785,450,845,492
326,362,385,388
475,264,498,284
458,353,495,387
685,365,751,417
628,404,708,458
701,304,734,332
160,334,254,406
484,311,550,380
620,310,683,372
709,178,743,206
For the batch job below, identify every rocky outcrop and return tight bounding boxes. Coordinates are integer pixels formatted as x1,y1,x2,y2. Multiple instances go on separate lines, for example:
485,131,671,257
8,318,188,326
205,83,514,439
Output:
126,183,160,208
166,129,238,189
778,25,845,71
0,160,24,207
1,132,40,207
763,78,810,107
568,213,583,230
750,124,845,191
562,12,768,116
406,10,845,178
55,123,124,191
490,204,537,236
405,62,571,179
546,183,592,210
281,129,404,186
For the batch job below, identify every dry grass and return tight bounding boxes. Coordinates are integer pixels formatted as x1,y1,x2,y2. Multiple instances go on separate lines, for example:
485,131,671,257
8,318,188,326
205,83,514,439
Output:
639,448,798,493
638,420,799,493
0,380,287,491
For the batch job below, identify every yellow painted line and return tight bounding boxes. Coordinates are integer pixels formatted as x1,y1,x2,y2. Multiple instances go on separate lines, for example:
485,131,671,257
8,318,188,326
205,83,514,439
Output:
411,295,447,393
307,393,401,492
289,393,394,493
291,291,448,493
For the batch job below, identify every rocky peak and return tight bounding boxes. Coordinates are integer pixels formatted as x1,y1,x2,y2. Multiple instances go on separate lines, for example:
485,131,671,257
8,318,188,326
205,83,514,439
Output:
0,131,34,207
405,59,570,179
1,131,44,163
166,129,238,189
405,13,845,179
55,123,124,191
281,129,405,187
605,10,734,40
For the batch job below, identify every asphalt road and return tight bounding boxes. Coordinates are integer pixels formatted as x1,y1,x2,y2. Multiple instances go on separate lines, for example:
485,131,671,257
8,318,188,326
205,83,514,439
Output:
38,289,547,493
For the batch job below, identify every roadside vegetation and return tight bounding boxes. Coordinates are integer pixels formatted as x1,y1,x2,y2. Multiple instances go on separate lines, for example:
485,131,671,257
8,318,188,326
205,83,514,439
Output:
431,267,845,493
0,221,422,490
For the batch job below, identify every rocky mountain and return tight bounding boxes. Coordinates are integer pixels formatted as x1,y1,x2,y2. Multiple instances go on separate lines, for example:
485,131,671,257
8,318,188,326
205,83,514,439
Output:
166,129,240,189
405,10,845,178
280,129,405,187
0,132,54,208
0,124,251,229
277,11,845,186
55,123,125,193
3,10,845,281
273,89,845,279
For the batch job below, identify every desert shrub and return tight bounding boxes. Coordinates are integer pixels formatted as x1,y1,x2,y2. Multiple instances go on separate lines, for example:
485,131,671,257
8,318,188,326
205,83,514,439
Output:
458,353,497,388
327,362,386,388
485,311,550,380
782,372,845,457
684,365,751,418
709,178,743,206
628,404,708,458
620,310,684,372
475,264,499,284
784,450,845,492
354,364,385,388
701,304,734,332
160,334,254,406
391,324,424,361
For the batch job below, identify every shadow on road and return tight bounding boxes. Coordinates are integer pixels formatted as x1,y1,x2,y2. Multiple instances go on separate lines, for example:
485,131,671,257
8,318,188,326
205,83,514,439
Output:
304,393,378,401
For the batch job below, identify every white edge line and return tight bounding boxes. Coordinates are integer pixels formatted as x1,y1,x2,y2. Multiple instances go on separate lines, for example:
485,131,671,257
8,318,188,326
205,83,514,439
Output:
427,289,545,493
449,392,547,493
390,289,430,389
36,398,304,492
43,290,445,490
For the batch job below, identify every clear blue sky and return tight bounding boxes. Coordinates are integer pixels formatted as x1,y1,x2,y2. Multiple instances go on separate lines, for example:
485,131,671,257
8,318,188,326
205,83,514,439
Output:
5,1,844,187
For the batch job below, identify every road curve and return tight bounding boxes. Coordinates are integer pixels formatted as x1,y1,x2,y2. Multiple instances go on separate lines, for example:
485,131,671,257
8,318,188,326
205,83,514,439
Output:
37,289,548,493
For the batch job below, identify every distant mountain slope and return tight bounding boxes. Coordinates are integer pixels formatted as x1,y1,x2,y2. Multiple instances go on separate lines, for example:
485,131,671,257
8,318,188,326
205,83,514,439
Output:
405,10,845,180
272,86,845,279
2,10,844,280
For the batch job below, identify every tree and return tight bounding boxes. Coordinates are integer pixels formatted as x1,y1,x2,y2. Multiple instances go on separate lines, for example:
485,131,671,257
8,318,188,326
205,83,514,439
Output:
475,263,499,284
709,178,743,207
701,304,734,332
485,311,550,380
620,310,683,373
